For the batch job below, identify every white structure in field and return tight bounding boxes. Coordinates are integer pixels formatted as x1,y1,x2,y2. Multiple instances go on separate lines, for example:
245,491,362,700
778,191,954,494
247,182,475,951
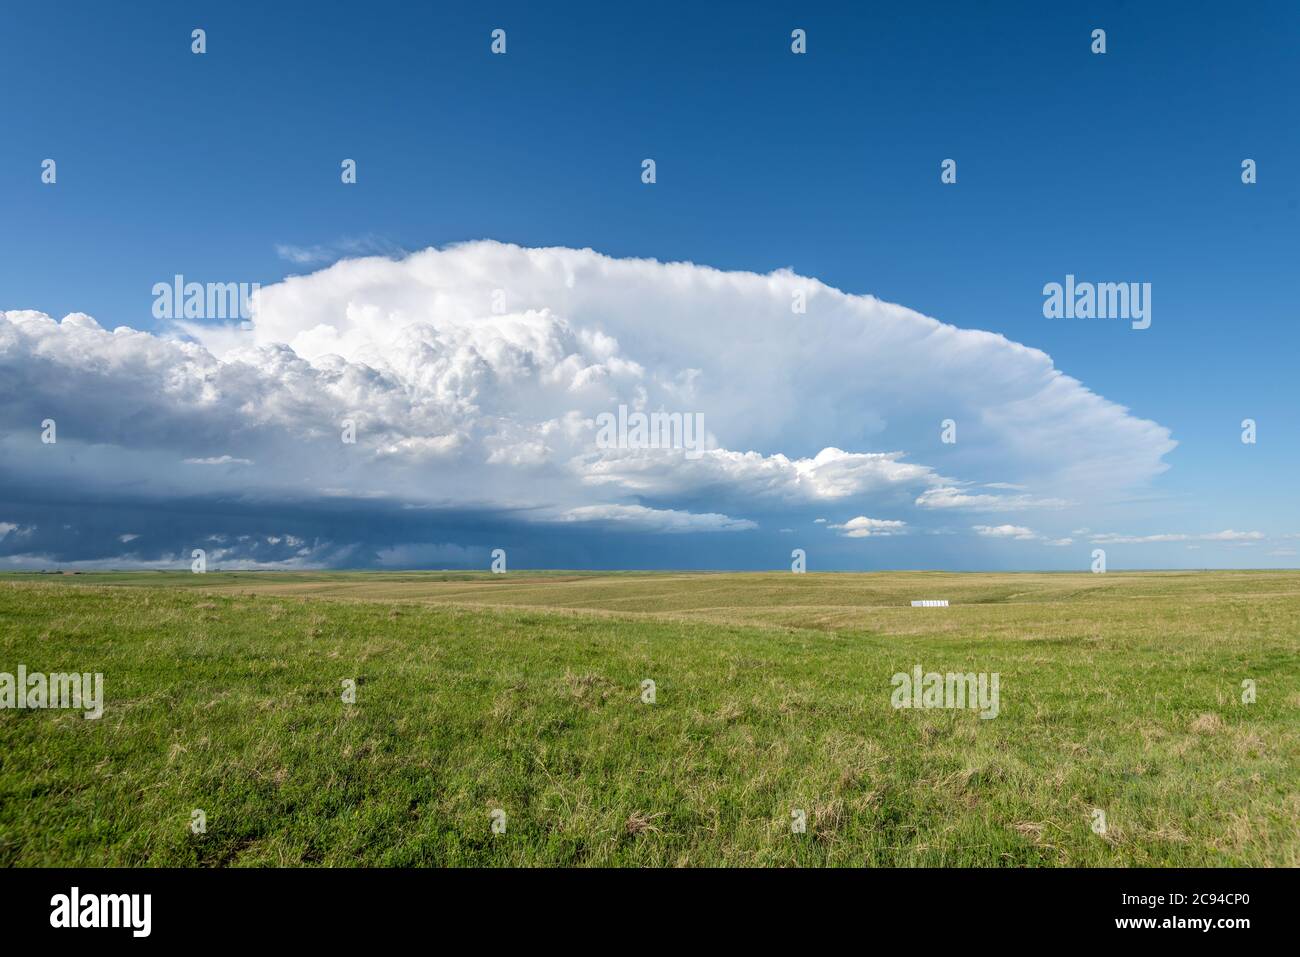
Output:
910,600,949,607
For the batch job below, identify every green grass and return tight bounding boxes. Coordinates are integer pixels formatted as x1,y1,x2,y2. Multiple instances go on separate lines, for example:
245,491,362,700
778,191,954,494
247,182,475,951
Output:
0,570,1296,866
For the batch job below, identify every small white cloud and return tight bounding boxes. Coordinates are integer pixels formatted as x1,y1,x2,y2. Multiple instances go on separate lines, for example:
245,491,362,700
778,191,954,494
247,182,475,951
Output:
183,455,253,466
1201,529,1265,542
830,516,907,538
972,525,1072,545
973,524,1038,540
554,504,756,533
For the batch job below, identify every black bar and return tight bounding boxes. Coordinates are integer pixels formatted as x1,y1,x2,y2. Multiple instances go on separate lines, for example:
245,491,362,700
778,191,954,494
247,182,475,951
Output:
0,867,1288,942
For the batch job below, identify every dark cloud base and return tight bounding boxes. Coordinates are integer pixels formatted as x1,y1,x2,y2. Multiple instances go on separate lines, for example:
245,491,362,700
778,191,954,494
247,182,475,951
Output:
0,475,998,572
3,482,1269,573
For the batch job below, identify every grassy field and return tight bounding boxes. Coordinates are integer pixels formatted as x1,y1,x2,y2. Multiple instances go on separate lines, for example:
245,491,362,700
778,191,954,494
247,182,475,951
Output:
0,570,1296,867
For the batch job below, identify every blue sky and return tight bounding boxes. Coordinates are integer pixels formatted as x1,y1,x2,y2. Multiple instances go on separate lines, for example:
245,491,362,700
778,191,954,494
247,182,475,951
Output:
1,0,1297,570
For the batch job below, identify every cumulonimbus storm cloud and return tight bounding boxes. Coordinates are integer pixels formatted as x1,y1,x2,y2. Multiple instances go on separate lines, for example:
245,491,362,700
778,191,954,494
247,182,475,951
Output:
0,241,1176,568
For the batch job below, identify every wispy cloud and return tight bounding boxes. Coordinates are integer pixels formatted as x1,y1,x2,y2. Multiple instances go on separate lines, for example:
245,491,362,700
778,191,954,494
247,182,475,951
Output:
917,487,1072,511
183,455,253,466
1089,529,1265,545
274,234,405,267
553,504,756,533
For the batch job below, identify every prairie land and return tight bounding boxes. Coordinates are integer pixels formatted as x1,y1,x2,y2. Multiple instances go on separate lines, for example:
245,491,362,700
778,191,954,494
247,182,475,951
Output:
0,570,1296,866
